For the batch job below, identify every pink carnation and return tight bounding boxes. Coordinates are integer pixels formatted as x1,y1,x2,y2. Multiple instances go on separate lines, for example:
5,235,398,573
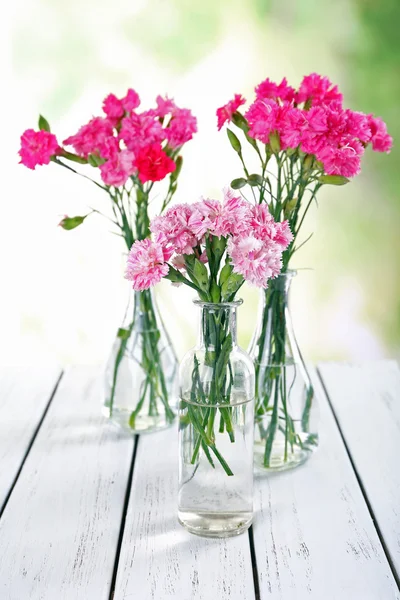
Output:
216,94,246,130
125,238,173,291
155,95,177,118
297,73,343,106
245,99,279,144
368,115,393,153
227,236,283,288
63,117,114,158
344,110,371,143
255,77,296,103
98,136,120,160
99,150,135,186
134,143,176,184
150,204,198,254
317,140,364,178
102,89,140,121
250,205,293,248
166,108,197,148
119,112,165,153
19,129,59,169
189,191,251,238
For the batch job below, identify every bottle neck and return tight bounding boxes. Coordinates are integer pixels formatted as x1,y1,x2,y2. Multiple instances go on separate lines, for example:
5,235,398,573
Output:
197,303,239,349
262,270,296,306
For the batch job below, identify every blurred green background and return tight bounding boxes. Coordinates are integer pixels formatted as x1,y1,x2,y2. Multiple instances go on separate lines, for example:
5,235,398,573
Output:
4,0,399,365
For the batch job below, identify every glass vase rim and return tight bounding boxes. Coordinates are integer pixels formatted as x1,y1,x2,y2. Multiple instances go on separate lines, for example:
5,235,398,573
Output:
193,299,243,309
274,269,297,280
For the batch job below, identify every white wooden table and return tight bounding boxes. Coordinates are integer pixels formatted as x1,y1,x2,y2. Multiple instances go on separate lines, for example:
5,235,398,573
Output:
0,362,399,599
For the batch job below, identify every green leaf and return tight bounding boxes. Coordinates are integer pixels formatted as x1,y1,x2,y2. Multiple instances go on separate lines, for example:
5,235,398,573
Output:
117,328,131,340
164,266,186,284
227,128,242,154
247,173,263,187
58,215,88,230
221,272,243,300
87,153,106,167
284,197,298,218
193,258,209,291
171,156,183,182
60,150,87,164
210,280,221,303
318,175,350,186
219,263,233,286
231,112,249,132
269,131,281,154
230,177,247,190
38,115,51,132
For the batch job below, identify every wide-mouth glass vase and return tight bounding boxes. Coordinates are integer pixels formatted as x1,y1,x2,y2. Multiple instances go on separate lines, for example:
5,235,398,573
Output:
103,287,178,433
178,300,255,538
248,270,318,472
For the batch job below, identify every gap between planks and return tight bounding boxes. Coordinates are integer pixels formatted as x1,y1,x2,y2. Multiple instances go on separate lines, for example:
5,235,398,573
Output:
316,366,400,592
0,370,63,520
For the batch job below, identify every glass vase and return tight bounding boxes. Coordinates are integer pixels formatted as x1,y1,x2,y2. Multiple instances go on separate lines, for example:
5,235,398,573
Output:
248,270,318,472
103,288,178,433
178,300,255,538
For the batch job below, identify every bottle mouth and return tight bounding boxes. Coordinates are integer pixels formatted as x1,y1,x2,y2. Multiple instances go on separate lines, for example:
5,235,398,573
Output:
193,299,243,308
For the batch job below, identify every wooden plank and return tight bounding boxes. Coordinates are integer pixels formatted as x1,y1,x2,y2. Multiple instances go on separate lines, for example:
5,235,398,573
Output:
113,426,256,600
0,365,61,513
318,360,400,582
252,366,400,599
0,366,134,600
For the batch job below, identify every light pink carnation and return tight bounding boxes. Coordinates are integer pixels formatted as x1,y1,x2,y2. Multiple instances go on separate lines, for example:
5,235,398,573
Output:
368,115,393,153
19,129,59,169
125,238,173,291
150,204,198,254
119,112,165,153
227,236,283,288
99,150,135,186
297,73,342,106
216,94,246,130
250,205,293,248
63,117,114,158
166,108,197,148
189,192,251,238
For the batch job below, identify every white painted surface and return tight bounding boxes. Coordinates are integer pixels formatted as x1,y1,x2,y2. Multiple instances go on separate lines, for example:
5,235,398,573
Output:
0,366,135,600
252,367,400,599
0,365,61,511
319,360,400,581
113,426,256,600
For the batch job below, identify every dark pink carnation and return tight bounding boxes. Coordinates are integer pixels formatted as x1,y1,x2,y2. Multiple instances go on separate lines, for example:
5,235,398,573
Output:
122,89,140,113
134,143,176,183
63,117,114,158
255,77,296,103
166,108,197,148
246,99,279,144
344,110,371,143
119,112,165,153
98,137,120,160
297,73,342,106
102,89,140,121
99,150,135,186
368,115,393,153
155,95,177,118
125,238,173,291
216,94,246,130
317,139,364,178
19,129,59,169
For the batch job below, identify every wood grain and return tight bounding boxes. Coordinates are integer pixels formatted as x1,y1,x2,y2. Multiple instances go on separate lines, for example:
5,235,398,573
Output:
252,366,400,599
319,360,400,582
0,365,61,513
113,426,256,600
0,366,134,600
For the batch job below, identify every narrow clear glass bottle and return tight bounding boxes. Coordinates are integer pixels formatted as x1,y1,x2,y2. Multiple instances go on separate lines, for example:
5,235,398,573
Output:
178,300,255,538
248,271,319,471
103,288,178,433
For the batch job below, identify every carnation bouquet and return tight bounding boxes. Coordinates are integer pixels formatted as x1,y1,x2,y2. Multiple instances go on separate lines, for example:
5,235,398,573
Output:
19,89,197,432
125,189,291,473
217,73,392,469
